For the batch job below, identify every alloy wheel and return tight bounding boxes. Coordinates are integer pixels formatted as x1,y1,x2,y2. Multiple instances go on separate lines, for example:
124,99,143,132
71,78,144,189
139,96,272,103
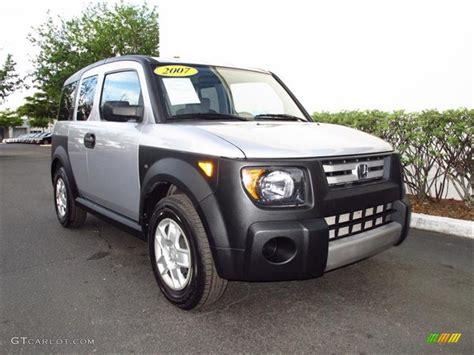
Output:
55,178,67,218
154,218,192,291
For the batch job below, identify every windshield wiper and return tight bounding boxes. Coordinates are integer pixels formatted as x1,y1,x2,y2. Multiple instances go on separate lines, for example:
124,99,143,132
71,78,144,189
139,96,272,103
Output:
168,113,249,121
254,114,307,122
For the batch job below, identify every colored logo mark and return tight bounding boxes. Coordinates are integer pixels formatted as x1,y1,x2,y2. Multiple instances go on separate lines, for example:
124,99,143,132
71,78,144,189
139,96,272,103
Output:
426,333,462,344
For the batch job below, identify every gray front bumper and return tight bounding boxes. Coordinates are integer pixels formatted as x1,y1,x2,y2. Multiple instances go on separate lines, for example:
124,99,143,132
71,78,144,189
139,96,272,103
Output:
325,222,402,271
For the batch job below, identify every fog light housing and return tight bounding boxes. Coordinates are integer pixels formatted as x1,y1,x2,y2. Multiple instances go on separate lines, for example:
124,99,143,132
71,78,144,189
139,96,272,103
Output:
262,237,297,264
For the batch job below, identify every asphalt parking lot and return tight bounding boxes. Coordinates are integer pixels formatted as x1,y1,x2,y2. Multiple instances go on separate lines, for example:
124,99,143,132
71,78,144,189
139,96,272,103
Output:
0,144,473,353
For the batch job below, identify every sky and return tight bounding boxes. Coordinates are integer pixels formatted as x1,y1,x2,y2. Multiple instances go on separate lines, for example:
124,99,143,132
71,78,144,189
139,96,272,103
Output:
1,0,473,112
0,0,148,109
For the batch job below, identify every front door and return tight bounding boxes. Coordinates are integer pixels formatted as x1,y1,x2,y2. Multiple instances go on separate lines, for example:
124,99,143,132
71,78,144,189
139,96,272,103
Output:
85,70,145,221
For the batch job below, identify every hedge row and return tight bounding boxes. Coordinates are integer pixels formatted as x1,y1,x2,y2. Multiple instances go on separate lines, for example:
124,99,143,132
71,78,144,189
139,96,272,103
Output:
312,109,473,207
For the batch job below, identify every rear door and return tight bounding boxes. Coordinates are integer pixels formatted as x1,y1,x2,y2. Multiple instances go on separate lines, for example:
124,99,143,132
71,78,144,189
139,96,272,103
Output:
68,70,100,200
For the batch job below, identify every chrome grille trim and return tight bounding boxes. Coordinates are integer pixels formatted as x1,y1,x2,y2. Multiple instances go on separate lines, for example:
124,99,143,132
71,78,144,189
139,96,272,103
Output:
325,202,395,241
322,154,388,187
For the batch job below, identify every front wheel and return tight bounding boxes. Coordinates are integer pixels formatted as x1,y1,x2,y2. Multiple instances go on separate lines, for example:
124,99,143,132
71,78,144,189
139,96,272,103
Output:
148,194,227,310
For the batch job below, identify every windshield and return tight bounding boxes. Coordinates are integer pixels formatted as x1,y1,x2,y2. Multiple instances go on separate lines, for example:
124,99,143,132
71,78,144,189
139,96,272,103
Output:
153,64,308,121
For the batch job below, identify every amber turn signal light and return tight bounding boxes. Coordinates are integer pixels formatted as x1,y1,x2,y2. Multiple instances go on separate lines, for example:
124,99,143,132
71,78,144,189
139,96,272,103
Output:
198,161,214,177
241,168,266,199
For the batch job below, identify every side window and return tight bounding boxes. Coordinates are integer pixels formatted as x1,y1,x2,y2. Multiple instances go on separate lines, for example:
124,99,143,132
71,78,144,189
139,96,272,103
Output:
58,81,78,121
100,71,142,121
76,75,98,121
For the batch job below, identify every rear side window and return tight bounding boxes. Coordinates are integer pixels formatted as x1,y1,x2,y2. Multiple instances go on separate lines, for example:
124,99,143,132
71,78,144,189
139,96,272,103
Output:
100,71,142,121
76,75,98,121
58,81,78,121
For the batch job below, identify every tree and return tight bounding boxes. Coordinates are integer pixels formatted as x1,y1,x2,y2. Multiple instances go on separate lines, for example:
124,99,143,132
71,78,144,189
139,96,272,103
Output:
28,117,50,131
0,110,23,138
17,91,57,119
17,92,57,131
29,1,160,103
0,54,22,103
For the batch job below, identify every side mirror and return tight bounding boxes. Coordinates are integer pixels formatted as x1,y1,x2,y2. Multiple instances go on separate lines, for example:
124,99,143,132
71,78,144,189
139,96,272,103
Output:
102,101,144,122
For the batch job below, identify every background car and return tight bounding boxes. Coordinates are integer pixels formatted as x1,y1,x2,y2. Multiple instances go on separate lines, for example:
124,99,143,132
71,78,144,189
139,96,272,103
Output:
2,132,52,144
26,133,43,143
33,132,52,144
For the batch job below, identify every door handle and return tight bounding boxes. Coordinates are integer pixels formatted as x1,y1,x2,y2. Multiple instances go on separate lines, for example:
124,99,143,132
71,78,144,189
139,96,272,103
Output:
84,133,96,149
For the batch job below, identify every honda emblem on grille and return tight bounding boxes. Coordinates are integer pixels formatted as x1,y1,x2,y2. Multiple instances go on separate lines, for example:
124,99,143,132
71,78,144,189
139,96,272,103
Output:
356,163,369,179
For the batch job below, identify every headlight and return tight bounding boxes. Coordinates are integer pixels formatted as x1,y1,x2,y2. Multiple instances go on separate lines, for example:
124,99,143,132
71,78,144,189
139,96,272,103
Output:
241,167,306,206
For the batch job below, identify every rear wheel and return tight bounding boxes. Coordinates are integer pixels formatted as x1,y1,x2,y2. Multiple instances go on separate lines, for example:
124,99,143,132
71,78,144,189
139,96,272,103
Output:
148,194,227,310
53,167,87,228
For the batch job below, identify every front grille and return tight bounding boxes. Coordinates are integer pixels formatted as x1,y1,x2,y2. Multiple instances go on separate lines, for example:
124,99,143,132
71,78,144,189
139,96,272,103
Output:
322,154,388,188
325,202,394,241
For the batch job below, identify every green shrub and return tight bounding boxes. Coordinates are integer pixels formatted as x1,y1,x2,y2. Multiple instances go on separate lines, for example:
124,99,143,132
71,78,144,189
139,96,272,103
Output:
312,109,473,207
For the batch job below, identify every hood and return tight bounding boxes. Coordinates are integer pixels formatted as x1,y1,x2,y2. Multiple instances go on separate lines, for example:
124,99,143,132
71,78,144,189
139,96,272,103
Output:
194,121,393,158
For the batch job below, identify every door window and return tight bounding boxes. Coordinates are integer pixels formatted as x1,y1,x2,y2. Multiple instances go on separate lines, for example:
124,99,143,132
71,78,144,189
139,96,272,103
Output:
100,71,142,121
76,75,98,121
58,82,78,121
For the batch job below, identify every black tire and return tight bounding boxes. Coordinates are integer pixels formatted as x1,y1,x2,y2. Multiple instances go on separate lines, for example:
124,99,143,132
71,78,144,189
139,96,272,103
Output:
53,166,87,228
148,194,227,310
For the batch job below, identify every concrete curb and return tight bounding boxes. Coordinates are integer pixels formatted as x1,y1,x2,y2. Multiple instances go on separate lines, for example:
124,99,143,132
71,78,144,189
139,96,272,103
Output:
411,213,473,239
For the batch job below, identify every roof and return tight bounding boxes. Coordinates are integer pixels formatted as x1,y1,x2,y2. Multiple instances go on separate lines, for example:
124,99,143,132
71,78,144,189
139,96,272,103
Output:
64,55,154,85
63,55,269,86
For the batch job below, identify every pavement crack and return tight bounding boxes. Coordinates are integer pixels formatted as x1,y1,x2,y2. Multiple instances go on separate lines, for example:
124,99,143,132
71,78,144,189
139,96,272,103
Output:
87,251,110,260
219,285,251,311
